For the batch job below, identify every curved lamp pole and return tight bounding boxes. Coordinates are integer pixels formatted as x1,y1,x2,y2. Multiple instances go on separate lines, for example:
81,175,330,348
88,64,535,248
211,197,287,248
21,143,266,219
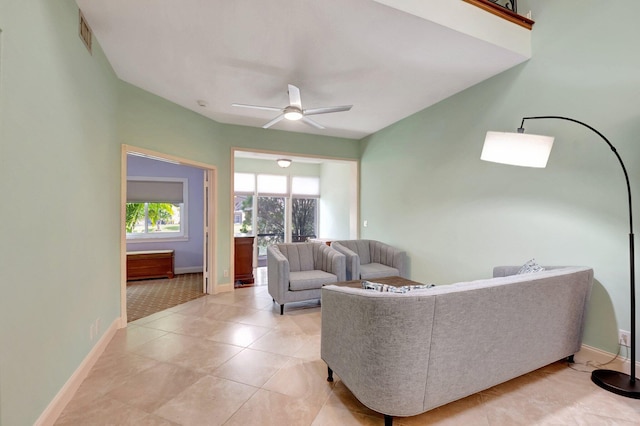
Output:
481,115,637,398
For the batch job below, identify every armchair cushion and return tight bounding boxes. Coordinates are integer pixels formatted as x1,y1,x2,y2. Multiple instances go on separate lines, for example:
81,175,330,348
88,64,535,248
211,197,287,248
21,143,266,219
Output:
290,270,338,291
360,263,400,280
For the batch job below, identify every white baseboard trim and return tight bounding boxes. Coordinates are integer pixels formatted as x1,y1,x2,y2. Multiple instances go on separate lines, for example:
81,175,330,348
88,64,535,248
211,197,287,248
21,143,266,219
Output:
577,344,640,374
35,317,119,426
175,266,203,274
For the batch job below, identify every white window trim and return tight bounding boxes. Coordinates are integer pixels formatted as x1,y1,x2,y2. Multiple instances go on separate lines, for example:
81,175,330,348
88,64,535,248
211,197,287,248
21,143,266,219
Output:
126,176,189,242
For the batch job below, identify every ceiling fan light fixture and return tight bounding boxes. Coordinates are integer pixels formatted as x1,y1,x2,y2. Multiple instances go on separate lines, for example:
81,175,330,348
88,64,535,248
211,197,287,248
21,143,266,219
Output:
283,106,303,121
277,158,292,168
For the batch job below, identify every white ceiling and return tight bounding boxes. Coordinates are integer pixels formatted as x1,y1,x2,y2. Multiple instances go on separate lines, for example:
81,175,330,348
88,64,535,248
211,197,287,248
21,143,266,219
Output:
77,0,530,140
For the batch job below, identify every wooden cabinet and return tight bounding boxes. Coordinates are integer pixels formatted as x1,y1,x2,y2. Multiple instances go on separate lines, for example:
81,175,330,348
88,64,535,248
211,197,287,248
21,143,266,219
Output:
127,250,175,281
234,236,255,286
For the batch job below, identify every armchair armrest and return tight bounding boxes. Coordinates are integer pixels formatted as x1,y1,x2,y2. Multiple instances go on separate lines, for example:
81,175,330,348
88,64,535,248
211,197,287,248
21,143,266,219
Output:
316,244,346,282
331,242,359,281
374,241,407,278
267,245,290,302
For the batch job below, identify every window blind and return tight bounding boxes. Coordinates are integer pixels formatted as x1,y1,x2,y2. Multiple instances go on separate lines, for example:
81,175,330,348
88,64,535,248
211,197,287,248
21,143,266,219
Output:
127,180,184,203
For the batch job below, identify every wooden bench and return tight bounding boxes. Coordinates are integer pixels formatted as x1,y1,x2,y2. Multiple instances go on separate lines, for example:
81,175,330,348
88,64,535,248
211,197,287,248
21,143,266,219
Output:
126,250,175,281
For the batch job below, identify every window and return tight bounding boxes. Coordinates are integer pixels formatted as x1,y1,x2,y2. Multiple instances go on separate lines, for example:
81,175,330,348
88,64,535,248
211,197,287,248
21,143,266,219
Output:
291,176,319,241
126,177,188,240
233,172,319,243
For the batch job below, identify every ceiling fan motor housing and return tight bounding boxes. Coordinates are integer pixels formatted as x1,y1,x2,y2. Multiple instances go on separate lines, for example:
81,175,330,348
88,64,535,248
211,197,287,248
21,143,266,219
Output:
283,105,303,121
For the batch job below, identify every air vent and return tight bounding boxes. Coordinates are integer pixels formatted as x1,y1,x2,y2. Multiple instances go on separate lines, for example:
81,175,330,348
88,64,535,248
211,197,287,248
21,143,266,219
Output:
79,10,92,54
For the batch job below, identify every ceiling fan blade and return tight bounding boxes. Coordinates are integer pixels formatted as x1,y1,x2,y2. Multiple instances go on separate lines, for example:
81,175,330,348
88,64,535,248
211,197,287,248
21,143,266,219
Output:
288,84,302,109
303,105,353,116
232,103,283,112
301,116,325,129
263,114,285,129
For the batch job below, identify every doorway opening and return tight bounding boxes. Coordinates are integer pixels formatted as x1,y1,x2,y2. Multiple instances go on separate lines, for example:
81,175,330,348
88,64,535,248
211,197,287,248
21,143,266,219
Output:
120,145,217,326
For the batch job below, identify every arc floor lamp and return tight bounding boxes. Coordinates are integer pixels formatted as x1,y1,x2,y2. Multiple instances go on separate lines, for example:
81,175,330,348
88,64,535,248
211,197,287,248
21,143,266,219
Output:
481,116,638,398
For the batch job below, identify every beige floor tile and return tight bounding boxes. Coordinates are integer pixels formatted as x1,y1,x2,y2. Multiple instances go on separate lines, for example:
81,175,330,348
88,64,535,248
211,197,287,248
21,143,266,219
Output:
140,313,193,332
569,390,640,423
212,348,292,387
397,394,488,426
130,309,175,326
77,351,160,397
154,375,258,426
293,334,322,361
202,304,259,322
224,389,323,426
231,296,275,311
106,362,204,412
312,404,382,426
324,380,383,419
55,396,151,426
207,322,271,347
263,358,335,405
171,316,234,339
482,392,577,426
104,325,168,354
234,308,291,328
134,332,243,374
172,298,214,317
248,329,313,356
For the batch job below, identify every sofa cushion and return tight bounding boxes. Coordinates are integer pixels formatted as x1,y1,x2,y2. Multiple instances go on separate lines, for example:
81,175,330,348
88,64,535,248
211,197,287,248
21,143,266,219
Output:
289,270,337,291
360,263,399,280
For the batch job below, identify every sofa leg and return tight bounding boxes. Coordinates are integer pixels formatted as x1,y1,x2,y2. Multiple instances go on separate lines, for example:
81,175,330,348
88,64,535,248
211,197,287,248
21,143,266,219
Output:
566,354,575,363
327,367,334,382
384,414,393,426
280,304,284,315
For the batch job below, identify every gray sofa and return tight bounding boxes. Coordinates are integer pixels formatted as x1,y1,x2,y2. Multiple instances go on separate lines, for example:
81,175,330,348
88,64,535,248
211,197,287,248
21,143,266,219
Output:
321,266,593,424
267,242,346,315
332,239,407,280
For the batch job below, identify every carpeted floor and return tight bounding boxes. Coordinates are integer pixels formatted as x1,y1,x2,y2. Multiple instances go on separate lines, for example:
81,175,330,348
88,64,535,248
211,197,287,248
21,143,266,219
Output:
126,273,205,322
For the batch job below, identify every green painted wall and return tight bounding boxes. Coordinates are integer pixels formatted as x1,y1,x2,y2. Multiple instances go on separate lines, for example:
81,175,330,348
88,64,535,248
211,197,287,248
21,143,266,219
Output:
320,162,354,239
0,2,359,423
0,1,121,424
359,0,639,355
118,84,359,285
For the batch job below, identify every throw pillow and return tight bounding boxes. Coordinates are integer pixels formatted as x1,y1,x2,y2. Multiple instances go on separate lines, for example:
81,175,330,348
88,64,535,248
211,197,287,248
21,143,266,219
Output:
517,258,545,274
362,281,435,293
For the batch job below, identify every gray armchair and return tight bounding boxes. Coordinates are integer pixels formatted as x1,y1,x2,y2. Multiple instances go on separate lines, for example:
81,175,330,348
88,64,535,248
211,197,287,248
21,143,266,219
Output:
332,240,407,281
267,242,346,315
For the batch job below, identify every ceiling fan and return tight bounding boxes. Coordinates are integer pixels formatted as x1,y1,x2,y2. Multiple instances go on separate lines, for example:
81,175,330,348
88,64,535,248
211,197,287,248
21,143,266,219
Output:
232,84,352,130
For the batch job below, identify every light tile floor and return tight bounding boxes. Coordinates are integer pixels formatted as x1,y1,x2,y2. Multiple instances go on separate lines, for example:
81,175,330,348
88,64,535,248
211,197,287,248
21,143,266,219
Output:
56,285,640,425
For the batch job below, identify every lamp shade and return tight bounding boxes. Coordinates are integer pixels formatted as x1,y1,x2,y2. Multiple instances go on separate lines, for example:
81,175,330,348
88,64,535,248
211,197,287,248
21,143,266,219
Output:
481,131,554,168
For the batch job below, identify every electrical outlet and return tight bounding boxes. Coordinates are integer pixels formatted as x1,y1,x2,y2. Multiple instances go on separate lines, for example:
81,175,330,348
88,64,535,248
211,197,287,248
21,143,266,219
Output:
619,329,631,347
223,269,229,277
96,318,101,336
89,323,95,341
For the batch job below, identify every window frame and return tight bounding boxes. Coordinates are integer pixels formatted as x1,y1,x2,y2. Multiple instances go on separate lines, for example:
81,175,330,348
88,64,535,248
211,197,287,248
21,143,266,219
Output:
126,176,189,242
233,172,320,243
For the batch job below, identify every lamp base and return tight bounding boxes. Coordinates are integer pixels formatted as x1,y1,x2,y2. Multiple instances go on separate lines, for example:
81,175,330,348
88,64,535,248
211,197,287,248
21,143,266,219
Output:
591,369,640,399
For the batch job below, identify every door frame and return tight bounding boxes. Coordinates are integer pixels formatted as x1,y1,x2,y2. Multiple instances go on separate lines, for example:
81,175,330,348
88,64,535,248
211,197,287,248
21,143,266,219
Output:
120,144,217,327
